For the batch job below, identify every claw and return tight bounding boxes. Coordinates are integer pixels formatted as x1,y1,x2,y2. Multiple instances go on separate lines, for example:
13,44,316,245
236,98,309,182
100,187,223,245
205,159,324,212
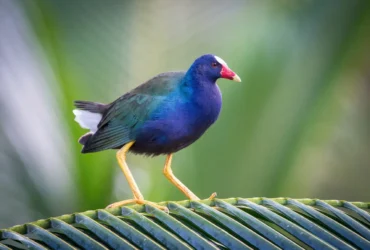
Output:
208,192,217,199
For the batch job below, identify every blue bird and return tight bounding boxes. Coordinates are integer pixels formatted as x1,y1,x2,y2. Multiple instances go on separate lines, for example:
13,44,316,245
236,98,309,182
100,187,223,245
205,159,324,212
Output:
73,54,241,209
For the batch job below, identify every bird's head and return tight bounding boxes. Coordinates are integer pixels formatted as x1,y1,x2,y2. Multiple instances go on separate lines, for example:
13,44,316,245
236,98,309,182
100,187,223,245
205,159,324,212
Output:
190,54,241,83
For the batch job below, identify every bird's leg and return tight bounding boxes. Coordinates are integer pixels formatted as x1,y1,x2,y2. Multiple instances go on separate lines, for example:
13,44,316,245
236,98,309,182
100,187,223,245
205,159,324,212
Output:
117,141,143,200
164,154,215,200
106,141,167,211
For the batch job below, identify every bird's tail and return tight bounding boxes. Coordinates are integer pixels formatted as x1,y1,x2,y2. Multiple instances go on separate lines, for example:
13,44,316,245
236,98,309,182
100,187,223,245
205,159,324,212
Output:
73,101,108,146
74,100,107,113
78,132,93,145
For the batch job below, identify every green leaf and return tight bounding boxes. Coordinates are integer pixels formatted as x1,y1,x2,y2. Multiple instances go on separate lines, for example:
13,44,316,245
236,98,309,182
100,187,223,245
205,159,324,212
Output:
1,198,369,249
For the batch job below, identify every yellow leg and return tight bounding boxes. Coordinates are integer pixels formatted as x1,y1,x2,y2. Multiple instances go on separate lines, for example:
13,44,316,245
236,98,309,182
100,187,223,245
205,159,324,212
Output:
163,154,216,200
117,141,143,200
106,141,167,211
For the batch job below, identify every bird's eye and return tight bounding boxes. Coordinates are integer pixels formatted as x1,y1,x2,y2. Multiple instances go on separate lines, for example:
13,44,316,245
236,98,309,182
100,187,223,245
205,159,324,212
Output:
211,62,218,68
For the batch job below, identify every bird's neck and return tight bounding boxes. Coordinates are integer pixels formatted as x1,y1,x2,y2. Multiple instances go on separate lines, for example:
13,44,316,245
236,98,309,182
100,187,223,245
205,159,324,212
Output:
180,69,222,128
186,66,217,83
181,67,217,94
180,70,222,114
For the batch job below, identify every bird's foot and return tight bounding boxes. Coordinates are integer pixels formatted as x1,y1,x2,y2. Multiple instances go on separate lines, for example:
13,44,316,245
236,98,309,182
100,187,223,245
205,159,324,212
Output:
188,192,217,201
106,199,169,212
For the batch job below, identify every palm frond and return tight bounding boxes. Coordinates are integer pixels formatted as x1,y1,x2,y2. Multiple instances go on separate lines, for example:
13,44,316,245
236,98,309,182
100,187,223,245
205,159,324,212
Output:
1,198,369,249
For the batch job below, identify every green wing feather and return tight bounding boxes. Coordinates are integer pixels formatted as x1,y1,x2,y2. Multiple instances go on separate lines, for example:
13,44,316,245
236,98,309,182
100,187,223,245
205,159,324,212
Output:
82,71,185,153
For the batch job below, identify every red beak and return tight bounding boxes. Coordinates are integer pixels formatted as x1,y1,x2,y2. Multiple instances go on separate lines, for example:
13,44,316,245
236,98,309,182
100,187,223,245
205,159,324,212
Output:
220,65,241,82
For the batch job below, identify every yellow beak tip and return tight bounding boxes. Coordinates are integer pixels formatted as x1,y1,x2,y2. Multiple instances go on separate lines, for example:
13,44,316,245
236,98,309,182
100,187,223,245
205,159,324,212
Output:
233,75,242,82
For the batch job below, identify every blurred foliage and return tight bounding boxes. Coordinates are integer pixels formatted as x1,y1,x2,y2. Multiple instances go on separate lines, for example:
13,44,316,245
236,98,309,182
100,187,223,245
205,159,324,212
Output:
0,0,369,228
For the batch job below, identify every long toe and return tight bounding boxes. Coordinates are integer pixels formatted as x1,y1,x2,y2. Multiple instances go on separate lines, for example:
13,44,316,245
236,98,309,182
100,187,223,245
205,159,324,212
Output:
106,199,137,209
106,199,169,212
137,200,169,213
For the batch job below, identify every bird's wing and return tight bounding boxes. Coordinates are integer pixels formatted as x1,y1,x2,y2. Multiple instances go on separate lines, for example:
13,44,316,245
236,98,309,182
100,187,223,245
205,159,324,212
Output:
82,71,185,152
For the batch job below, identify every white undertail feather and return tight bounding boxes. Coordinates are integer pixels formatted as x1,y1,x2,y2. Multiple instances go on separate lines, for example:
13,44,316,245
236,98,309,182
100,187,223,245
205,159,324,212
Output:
73,109,102,133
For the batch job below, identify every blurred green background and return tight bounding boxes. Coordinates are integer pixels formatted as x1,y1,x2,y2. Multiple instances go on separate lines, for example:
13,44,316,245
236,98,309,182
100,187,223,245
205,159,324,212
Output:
0,0,369,228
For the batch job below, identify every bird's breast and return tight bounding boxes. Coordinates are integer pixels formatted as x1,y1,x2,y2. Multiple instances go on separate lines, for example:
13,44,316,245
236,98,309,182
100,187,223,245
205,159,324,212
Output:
131,85,222,156
186,85,222,131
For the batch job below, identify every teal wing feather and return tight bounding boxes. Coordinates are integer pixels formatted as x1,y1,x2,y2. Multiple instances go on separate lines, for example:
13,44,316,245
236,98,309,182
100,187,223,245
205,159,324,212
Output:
82,71,185,153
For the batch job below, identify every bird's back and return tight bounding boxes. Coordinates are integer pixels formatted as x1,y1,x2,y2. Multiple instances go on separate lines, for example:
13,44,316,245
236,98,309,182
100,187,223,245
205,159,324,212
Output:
77,71,186,153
